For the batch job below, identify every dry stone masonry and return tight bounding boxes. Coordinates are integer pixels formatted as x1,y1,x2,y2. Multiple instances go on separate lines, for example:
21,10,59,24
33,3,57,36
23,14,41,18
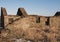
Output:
0,7,60,42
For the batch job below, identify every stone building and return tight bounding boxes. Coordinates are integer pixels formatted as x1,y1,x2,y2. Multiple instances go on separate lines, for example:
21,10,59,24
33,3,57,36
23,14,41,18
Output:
0,7,60,42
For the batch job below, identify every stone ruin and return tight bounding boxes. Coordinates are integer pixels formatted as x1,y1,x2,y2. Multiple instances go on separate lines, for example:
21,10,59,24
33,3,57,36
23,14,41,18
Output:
0,7,60,42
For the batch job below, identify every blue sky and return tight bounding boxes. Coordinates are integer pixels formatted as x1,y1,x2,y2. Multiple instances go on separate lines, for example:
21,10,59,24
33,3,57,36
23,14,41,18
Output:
0,0,60,16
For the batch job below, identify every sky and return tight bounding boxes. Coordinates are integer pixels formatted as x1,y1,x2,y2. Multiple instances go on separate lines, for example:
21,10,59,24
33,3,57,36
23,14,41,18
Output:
0,0,60,16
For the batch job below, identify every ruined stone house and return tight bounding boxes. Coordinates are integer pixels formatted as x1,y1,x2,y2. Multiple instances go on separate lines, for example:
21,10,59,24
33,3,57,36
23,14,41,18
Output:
0,7,60,42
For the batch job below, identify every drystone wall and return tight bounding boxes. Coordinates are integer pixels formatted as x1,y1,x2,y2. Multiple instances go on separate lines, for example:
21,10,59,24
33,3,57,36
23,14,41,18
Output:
0,7,60,42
